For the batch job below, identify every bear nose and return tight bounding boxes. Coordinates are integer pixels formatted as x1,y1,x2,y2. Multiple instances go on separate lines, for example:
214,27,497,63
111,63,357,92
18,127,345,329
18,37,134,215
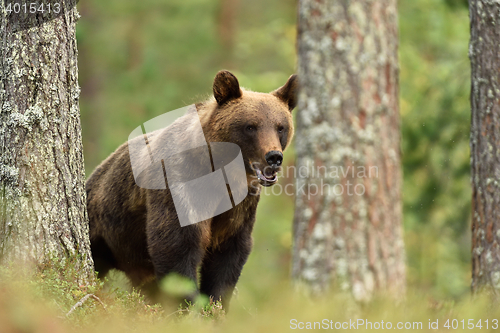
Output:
265,150,283,167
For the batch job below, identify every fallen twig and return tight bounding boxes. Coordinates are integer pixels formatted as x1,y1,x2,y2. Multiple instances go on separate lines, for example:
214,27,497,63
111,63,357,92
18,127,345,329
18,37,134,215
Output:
66,294,106,317
165,308,190,319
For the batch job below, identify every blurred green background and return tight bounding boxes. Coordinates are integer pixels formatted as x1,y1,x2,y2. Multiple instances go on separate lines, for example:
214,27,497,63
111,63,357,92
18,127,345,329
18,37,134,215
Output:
76,0,471,309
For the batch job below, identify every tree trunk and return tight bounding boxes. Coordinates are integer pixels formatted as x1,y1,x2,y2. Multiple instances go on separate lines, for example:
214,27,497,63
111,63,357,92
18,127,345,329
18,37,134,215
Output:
0,1,94,282
469,0,500,295
217,0,239,68
292,0,406,301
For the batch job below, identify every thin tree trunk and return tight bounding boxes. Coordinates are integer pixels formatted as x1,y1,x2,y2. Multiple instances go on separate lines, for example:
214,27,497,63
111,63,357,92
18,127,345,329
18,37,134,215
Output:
218,0,239,66
292,0,405,301
469,0,500,295
0,1,94,282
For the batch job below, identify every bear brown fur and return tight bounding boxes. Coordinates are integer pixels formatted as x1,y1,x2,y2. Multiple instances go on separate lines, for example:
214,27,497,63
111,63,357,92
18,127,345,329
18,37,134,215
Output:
86,70,298,308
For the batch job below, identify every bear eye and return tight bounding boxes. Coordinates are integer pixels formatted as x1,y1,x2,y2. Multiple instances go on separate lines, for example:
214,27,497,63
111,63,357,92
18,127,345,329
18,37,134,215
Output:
277,126,285,133
246,125,256,132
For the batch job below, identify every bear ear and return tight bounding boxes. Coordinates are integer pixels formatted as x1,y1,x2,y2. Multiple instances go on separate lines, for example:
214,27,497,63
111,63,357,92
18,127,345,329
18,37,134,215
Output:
213,70,242,106
272,74,298,111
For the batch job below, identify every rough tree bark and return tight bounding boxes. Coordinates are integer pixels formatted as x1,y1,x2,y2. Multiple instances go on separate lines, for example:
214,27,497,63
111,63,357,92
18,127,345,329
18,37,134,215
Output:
0,1,94,282
292,0,406,301
469,0,500,295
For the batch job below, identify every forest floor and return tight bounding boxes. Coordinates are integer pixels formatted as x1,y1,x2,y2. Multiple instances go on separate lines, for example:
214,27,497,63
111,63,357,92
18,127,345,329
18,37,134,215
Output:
0,258,498,333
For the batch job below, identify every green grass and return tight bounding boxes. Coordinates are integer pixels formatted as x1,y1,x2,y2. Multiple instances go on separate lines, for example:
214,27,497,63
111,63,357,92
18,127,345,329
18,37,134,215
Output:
1,260,500,333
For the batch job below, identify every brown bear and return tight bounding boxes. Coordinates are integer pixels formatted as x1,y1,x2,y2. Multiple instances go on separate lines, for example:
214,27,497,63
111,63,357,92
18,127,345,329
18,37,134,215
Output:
86,70,297,308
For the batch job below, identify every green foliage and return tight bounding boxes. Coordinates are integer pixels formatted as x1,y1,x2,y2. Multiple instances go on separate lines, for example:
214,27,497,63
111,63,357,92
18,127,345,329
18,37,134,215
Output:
30,256,103,317
3,275,500,333
160,273,197,298
443,0,469,10
399,0,471,298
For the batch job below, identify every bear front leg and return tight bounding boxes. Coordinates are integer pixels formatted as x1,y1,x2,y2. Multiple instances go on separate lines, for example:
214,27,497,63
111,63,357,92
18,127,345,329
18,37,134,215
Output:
147,221,205,305
199,222,253,309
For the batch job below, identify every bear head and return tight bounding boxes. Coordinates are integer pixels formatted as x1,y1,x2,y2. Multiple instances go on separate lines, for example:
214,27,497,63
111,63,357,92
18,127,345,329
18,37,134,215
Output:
202,70,298,188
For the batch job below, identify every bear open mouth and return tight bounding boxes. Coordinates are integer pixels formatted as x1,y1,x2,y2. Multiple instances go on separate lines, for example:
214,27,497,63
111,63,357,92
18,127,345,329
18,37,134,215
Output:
252,164,278,187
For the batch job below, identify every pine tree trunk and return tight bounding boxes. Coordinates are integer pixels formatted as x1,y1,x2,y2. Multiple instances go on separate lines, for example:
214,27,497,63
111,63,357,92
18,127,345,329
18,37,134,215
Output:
292,0,406,301
218,0,239,67
0,2,94,282
469,0,500,295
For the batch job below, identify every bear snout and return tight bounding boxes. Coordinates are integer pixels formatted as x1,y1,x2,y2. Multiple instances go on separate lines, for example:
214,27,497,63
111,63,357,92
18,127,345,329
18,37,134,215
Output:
265,150,283,168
